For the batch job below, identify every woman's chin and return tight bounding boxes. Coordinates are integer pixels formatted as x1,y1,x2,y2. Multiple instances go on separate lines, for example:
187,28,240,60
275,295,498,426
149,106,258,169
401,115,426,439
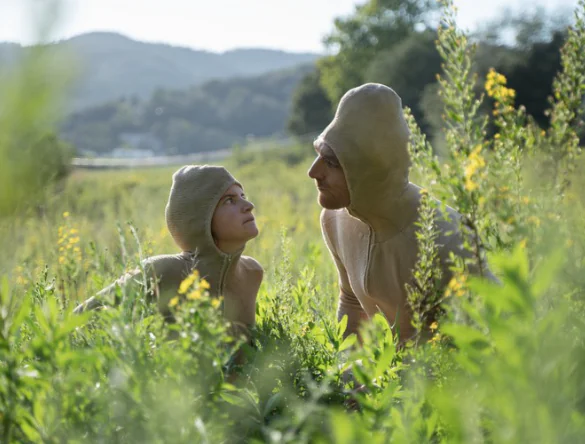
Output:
239,223,259,241
247,225,259,239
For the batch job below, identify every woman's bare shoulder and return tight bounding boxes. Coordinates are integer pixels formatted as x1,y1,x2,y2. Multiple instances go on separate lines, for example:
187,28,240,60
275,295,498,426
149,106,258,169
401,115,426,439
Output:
238,255,264,275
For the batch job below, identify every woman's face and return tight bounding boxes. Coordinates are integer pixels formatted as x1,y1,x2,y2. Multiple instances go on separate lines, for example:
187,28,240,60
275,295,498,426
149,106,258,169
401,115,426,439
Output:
211,184,258,252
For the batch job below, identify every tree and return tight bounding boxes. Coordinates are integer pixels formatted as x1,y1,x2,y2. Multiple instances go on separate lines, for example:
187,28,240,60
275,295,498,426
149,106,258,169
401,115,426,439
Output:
287,69,333,137
365,30,442,134
505,31,566,128
318,0,440,103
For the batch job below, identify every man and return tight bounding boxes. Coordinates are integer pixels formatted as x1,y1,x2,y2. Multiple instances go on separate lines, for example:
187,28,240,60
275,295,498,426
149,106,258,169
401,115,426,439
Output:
308,83,492,342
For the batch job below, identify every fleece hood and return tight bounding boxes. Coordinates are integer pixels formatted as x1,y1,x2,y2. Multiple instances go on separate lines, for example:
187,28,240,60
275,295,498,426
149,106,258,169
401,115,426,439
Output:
165,165,242,295
318,83,420,237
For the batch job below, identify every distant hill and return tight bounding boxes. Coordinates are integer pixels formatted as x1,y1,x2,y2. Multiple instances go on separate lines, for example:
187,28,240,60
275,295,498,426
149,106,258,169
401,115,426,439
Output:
60,63,316,156
0,32,320,110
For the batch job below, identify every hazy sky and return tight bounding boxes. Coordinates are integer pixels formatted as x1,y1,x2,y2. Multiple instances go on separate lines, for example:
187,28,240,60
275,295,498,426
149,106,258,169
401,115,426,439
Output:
0,0,579,53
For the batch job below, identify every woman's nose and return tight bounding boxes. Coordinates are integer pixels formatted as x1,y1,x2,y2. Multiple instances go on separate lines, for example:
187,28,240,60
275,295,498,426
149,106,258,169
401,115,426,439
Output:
242,200,254,212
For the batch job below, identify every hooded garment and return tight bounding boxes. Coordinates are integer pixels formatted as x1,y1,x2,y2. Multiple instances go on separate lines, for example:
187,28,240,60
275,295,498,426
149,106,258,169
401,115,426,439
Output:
73,165,262,327
318,83,493,341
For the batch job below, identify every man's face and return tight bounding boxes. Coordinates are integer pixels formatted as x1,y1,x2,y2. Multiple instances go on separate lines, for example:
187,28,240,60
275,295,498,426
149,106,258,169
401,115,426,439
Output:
307,142,350,210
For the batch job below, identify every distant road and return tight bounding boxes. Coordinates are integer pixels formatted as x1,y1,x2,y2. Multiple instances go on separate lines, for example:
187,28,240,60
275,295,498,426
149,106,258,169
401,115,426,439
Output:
71,148,234,170
71,135,313,170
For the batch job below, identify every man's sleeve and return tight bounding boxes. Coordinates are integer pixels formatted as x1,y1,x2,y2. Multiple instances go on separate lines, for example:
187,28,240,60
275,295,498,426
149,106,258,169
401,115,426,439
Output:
320,211,368,337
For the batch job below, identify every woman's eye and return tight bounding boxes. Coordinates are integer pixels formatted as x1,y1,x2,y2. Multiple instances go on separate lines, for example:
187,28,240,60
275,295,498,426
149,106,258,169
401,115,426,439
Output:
225,197,234,204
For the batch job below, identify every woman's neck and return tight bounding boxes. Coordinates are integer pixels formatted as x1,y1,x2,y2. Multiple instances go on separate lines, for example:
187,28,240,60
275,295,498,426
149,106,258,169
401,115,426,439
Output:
216,239,246,255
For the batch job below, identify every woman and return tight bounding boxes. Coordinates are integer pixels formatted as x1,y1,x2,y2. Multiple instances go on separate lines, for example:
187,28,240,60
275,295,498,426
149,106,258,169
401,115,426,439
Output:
73,165,263,333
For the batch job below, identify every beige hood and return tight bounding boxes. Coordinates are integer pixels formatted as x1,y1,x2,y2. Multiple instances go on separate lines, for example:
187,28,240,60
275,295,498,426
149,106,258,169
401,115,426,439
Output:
318,83,419,237
165,165,243,296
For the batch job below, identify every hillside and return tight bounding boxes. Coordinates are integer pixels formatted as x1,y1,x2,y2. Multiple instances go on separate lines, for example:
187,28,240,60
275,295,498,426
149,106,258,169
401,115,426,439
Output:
0,32,319,110
60,63,316,156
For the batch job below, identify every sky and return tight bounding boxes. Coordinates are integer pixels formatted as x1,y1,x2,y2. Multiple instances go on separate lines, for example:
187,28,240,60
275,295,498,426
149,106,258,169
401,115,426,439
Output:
0,0,579,53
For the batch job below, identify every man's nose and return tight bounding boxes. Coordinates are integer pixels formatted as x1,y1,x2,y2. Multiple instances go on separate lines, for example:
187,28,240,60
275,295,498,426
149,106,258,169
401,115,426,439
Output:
308,158,322,179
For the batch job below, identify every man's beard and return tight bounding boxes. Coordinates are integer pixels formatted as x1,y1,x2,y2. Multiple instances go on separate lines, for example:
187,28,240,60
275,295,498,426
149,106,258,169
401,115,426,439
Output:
318,191,345,210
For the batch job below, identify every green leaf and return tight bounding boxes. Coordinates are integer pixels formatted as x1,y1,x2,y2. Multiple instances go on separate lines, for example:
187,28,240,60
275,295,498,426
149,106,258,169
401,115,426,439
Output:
55,311,90,341
374,345,396,379
441,324,491,351
8,293,32,337
532,248,564,298
339,333,357,352
337,314,349,338
219,391,247,407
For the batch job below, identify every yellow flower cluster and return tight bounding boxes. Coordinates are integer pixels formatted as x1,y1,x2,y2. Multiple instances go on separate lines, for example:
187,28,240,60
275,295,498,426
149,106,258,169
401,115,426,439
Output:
170,270,214,309
464,145,486,192
485,68,516,101
57,212,82,266
445,273,467,298
178,270,200,294
429,332,442,347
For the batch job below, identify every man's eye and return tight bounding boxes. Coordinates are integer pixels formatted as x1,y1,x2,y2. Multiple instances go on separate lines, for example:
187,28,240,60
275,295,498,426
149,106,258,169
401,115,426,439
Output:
325,159,339,168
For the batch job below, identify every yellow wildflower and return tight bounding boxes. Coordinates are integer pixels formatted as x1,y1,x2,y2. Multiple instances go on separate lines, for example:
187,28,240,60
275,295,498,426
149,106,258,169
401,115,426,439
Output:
429,333,442,347
178,270,199,294
464,145,486,192
430,321,439,331
199,279,210,290
519,238,528,249
211,298,221,309
446,274,466,298
465,177,479,192
169,296,180,308
186,290,201,301
59,256,66,265
63,212,70,218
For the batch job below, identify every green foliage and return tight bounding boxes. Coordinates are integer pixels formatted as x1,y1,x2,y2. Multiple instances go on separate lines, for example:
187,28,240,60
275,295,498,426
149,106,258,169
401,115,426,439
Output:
365,30,442,135
318,0,439,103
0,2,75,217
61,64,314,156
287,68,333,138
299,0,579,152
